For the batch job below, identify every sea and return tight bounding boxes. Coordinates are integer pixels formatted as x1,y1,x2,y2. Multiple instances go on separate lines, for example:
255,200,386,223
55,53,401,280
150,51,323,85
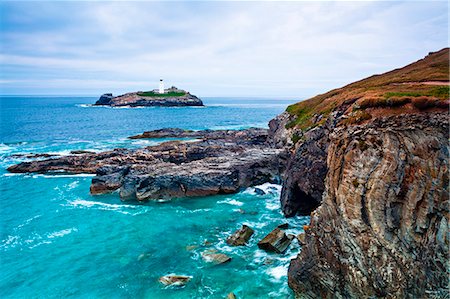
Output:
0,96,310,299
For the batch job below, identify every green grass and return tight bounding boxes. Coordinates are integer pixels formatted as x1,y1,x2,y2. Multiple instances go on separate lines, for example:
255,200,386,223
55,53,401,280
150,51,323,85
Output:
291,133,302,144
430,86,449,98
137,91,186,97
384,86,449,100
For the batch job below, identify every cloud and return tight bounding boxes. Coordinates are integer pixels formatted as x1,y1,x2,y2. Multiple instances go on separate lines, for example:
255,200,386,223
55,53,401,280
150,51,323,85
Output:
0,1,448,96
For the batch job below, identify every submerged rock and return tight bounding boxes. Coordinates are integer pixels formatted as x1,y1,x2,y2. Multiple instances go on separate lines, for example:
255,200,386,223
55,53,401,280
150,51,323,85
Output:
227,292,237,299
254,187,265,195
257,228,294,253
201,250,232,265
159,274,192,286
137,253,152,262
226,225,255,246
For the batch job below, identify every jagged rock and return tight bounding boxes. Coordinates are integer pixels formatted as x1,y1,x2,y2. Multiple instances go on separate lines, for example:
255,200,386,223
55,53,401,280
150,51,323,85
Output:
254,187,265,195
201,250,232,265
277,223,289,229
159,274,192,286
296,233,305,245
7,129,285,202
96,93,113,105
288,113,449,298
257,228,294,253
226,225,254,246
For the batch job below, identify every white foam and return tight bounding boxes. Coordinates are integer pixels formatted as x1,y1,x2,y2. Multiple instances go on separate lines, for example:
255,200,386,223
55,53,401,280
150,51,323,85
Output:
67,199,147,215
32,173,95,178
0,143,14,154
265,202,279,210
16,215,41,229
131,139,159,146
217,198,244,206
66,181,79,190
266,265,288,280
3,173,23,177
243,183,282,196
47,228,78,239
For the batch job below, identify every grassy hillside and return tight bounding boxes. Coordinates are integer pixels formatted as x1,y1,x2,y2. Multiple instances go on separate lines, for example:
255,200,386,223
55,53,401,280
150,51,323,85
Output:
286,48,449,131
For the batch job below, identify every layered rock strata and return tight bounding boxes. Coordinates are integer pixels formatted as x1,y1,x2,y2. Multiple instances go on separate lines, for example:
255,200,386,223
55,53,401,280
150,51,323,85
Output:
288,112,449,298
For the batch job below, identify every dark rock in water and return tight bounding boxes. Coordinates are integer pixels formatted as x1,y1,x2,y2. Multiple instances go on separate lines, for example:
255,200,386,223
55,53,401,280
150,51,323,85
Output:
201,250,232,265
70,150,96,155
226,225,254,246
257,228,294,253
277,223,289,229
159,274,191,286
94,87,203,107
254,187,265,195
8,128,285,203
96,93,114,105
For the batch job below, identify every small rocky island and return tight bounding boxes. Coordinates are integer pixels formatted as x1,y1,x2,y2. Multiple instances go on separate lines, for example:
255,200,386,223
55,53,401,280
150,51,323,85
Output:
95,86,203,107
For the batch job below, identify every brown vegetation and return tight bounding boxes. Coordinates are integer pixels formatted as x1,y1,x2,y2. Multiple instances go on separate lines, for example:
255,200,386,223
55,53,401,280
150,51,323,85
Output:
286,48,449,130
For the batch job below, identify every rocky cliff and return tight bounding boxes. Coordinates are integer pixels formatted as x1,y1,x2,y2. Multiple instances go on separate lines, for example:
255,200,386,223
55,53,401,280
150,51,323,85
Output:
272,48,449,297
95,87,203,107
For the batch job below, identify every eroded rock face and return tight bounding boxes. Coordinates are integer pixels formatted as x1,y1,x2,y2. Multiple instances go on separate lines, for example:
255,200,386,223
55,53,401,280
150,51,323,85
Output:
7,128,286,202
288,113,449,298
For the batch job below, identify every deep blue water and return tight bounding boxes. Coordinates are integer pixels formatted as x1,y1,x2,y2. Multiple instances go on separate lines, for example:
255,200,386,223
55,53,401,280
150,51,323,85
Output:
0,96,309,298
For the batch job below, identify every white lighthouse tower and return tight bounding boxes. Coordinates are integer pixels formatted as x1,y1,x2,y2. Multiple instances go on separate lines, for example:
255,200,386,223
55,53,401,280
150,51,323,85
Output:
159,79,165,94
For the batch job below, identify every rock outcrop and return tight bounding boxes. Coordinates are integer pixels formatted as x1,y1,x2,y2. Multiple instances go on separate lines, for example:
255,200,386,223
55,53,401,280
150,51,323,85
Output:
257,227,294,253
7,128,286,202
94,87,203,107
276,48,449,298
226,225,255,246
288,113,449,298
159,274,192,286
274,48,449,218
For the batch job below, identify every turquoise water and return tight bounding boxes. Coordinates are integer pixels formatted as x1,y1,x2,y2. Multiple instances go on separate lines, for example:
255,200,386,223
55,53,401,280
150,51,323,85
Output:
0,96,309,298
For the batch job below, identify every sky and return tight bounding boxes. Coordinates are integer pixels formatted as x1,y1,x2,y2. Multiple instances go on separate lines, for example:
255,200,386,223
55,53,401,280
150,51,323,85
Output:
0,1,448,97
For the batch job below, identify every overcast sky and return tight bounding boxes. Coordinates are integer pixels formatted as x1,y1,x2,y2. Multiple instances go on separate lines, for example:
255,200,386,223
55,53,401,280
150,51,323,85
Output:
0,1,448,97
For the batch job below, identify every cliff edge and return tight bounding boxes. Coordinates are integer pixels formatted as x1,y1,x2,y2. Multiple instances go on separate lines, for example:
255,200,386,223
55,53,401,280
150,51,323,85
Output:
270,48,449,298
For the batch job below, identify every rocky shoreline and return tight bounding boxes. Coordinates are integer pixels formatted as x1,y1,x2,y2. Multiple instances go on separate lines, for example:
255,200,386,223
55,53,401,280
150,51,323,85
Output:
8,128,286,201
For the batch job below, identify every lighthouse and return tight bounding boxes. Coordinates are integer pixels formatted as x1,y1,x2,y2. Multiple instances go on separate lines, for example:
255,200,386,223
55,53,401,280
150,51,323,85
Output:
159,79,165,94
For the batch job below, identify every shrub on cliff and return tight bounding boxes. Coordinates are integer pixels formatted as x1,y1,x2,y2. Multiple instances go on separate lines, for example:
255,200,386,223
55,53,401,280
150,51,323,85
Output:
412,96,448,110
